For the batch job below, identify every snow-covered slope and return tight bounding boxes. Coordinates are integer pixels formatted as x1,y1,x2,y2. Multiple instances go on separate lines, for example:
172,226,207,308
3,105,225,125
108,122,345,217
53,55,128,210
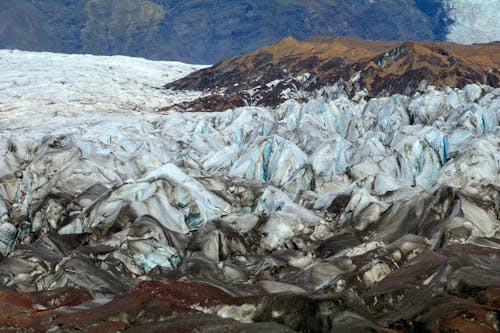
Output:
0,50,206,128
0,50,499,331
445,0,500,44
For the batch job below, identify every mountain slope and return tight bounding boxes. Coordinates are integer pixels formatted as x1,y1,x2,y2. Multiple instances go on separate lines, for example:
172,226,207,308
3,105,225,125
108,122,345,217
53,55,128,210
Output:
166,36,500,111
1,0,497,63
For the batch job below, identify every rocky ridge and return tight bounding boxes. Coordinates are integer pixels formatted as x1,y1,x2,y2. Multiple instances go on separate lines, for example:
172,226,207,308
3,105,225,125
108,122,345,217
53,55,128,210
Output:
166,36,500,111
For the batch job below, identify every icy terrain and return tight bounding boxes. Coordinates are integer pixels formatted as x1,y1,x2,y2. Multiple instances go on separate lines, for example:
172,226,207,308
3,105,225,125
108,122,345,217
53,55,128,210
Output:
445,0,500,44
0,49,206,123
0,50,499,331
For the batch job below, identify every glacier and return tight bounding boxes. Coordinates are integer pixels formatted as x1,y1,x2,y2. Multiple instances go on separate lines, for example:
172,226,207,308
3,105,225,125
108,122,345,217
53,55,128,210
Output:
0,49,499,330
445,0,500,44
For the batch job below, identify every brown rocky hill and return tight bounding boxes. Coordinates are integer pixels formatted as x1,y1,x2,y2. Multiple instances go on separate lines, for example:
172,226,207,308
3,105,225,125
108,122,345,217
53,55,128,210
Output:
166,36,500,111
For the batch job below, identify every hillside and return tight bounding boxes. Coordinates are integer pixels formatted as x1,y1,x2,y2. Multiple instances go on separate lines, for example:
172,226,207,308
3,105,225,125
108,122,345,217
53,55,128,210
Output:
166,36,500,111
0,0,482,63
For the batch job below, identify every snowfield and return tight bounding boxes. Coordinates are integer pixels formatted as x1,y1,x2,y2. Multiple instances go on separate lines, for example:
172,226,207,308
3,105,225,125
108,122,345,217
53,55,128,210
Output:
0,49,206,131
0,50,499,328
445,0,500,44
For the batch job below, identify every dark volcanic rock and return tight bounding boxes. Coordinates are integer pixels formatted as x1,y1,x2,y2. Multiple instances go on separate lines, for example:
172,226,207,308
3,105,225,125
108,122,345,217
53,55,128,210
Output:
124,314,296,333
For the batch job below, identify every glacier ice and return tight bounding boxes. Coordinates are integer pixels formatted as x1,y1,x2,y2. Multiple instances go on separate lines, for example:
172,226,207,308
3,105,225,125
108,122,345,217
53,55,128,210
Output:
445,0,500,45
0,223,16,256
229,135,309,190
0,51,499,301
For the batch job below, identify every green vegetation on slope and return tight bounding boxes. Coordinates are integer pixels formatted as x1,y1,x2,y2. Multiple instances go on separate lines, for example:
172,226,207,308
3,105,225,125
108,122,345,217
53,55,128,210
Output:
82,0,164,56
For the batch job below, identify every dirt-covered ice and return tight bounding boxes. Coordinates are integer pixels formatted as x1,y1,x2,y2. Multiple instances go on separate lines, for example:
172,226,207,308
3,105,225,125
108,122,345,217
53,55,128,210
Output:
0,50,499,332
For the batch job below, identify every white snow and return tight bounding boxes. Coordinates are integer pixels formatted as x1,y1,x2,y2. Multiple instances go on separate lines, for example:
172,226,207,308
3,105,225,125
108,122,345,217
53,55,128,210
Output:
445,0,500,44
0,49,207,131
